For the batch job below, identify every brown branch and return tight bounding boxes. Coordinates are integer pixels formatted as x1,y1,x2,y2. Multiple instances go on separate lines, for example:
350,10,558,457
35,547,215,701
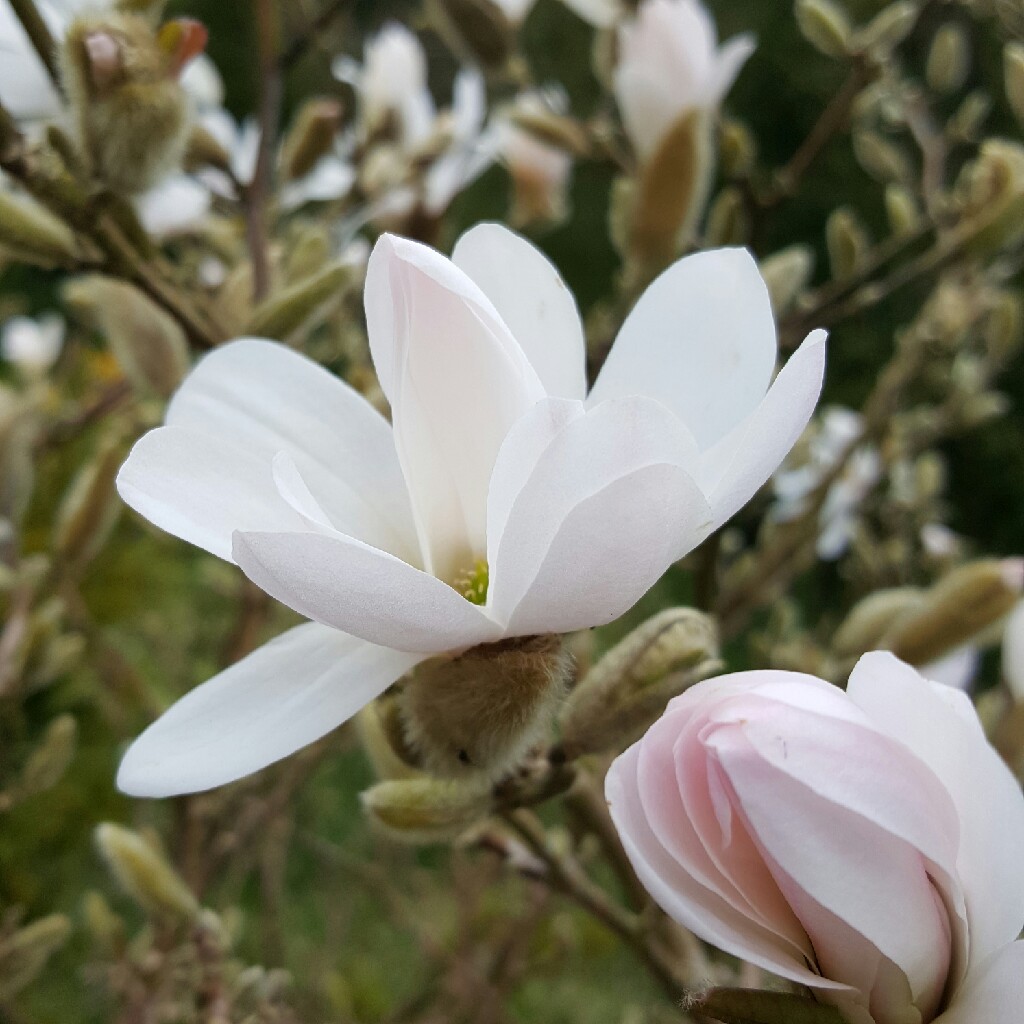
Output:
9,0,61,88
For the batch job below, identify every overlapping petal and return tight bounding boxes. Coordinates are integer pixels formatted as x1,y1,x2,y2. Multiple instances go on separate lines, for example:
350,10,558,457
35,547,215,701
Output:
934,942,1024,1024
117,624,424,797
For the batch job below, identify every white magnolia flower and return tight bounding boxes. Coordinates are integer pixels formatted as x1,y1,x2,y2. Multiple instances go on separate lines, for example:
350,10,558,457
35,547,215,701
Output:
115,223,826,797
614,0,755,162
772,406,881,561
1,312,64,372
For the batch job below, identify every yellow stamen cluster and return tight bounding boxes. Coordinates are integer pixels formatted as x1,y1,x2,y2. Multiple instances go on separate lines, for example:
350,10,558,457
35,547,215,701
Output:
455,559,489,606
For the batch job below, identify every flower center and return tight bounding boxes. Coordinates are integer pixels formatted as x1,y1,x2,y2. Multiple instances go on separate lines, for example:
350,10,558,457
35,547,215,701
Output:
455,559,489,606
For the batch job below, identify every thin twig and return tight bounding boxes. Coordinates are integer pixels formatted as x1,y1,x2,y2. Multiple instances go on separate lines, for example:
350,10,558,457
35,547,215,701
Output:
9,0,61,87
279,0,350,72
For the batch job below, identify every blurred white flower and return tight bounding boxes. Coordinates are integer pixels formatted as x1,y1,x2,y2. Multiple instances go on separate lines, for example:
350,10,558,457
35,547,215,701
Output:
1,313,64,373
279,154,356,211
135,173,212,236
494,90,573,226
115,224,826,796
614,0,755,162
772,406,881,560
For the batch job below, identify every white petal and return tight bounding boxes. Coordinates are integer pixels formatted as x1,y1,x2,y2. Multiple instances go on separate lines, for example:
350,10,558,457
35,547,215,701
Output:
117,624,423,797
923,646,980,691
557,0,622,27
0,1,64,121
700,329,827,531
487,396,710,634
589,248,779,449
162,338,418,562
1002,601,1024,701
118,425,311,561
935,943,1024,1024
364,235,545,581
847,652,1024,975
708,34,756,106
233,530,504,654
135,174,211,237
452,223,587,400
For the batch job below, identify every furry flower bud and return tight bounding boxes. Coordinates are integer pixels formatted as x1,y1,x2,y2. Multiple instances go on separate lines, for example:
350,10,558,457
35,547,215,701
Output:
361,777,493,843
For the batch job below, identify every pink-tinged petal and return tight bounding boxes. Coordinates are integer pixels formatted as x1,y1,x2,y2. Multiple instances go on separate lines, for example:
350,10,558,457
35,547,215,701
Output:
486,396,709,633
232,530,503,654
709,722,953,1018
934,942,1024,1024
364,235,546,582
452,224,587,401
699,329,827,531
117,624,424,797
162,338,417,561
117,425,309,561
847,652,1024,973
606,740,850,991
590,249,779,449
708,34,756,106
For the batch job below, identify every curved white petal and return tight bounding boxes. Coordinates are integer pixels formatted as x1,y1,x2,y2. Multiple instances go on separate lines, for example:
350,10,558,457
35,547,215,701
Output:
162,338,418,562
487,396,710,634
452,224,587,400
590,248,779,449
135,174,211,237
847,652,1024,975
232,529,504,654
935,942,1024,1024
708,34,756,105
117,624,424,797
364,235,545,581
699,329,827,530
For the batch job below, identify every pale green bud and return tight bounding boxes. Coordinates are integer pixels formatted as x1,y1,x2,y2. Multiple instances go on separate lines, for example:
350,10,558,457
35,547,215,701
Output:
1004,42,1024,127
282,225,332,284
0,191,82,267
95,823,199,921
856,2,919,54
705,187,750,247
834,587,926,658
955,138,1024,254
53,436,124,569
760,244,814,316
560,608,721,758
719,118,757,179
0,915,72,1001
948,91,991,144
926,23,971,95
63,275,190,397
983,291,1024,363
361,777,493,843
853,130,912,184
884,184,920,235
795,0,852,59
82,891,126,952
280,98,344,182
18,714,77,797
245,262,352,342
826,207,870,279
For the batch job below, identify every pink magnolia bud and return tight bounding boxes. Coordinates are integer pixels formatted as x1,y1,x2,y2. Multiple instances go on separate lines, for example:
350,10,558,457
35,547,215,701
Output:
606,652,1024,1023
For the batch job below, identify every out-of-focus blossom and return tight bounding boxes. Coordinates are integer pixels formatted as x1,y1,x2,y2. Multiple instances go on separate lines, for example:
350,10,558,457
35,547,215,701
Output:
607,651,1024,1024
1,313,64,373
494,90,573,226
333,22,496,218
115,224,825,796
772,406,881,560
135,173,212,236
199,108,261,191
279,154,356,211
614,0,755,162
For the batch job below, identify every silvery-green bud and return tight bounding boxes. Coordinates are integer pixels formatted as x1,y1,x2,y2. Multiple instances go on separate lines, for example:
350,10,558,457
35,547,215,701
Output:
280,98,344,182
760,245,814,316
826,207,870,279
856,2,919,54
983,291,1024,363
1005,42,1024,127
53,436,124,569
926,23,971,95
560,608,721,757
833,587,925,658
853,130,912,184
795,0,852,58
82,891,125,952
0,191,82,267
948,91,991,143
955,139,1024,254
705,187,750,247
18,715,77,797
719,118,757,179
361,777,493,843
884,184,920,235
63,275,190,397
245,262,352,342
0,914,72,1001
95,823,199,921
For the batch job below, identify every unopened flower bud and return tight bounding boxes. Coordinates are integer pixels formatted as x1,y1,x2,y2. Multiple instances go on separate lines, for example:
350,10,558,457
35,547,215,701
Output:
853,130,912,184
926,23,971,95
82,891,125,953
760,244,814,315
399,634,571,780
280,99,344,182
0,192,82,267
719,118,757,179
508,107,591,158
64,276,190,397
795,0,852,58
1004,42,1024,127
428,0,514,71
59,14,207,193
833,586,925,658
705,187,750,246
948,91,991,144
628,109,713,275
955,139,1024,254
826,206,869,279
885,184,920,235
245,262,352,342
361,777,493,843
53,436,124,569
356,695,424,781
559,608,721,757
0,914,72,1000
983,291,1024,363
885,559,1024,665
18,715,77,797
856,1,919,54
95,823,199,920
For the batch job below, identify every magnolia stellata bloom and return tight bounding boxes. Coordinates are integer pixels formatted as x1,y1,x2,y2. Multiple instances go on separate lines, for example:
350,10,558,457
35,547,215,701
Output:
614,0,755,162
115,223,826,796
607,652,1024,1024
